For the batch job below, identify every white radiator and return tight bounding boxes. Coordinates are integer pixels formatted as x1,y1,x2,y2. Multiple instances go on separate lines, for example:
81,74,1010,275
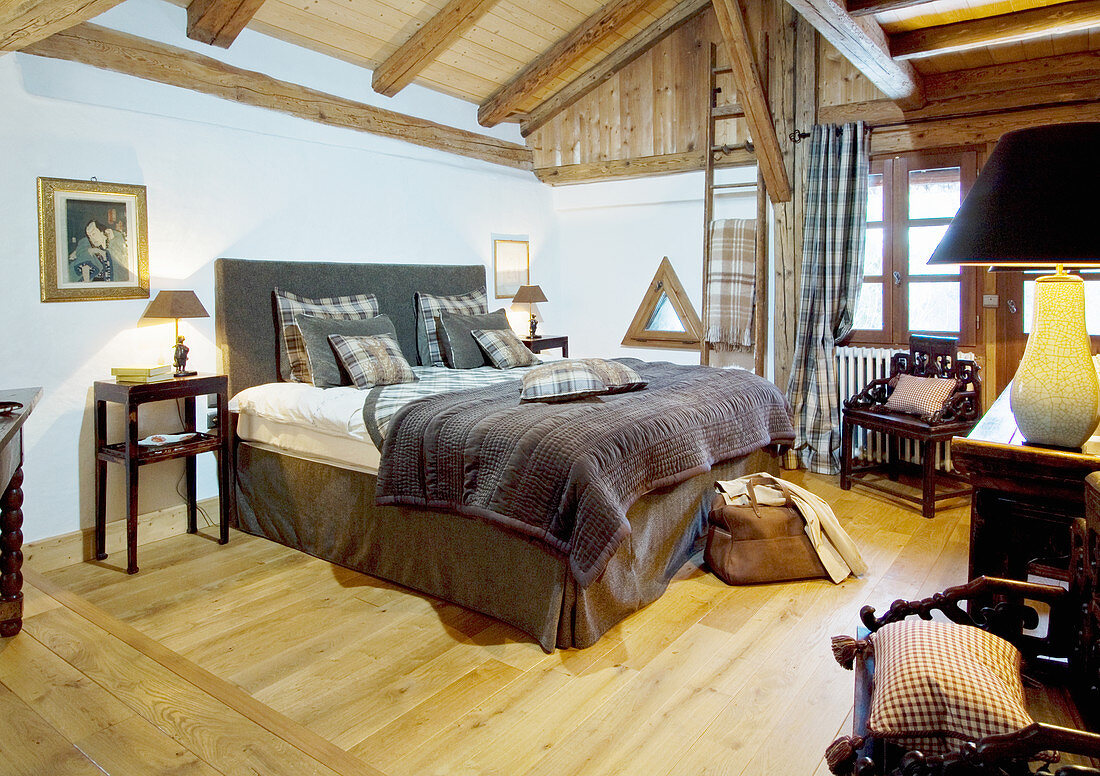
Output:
835,346,974,473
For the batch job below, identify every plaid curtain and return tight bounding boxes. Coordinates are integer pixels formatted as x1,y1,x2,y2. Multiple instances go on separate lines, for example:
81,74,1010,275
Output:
786,123,869,474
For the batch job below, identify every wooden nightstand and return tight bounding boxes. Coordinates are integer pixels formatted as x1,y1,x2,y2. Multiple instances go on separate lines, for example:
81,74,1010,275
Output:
522,334,568,357
94,374,231,574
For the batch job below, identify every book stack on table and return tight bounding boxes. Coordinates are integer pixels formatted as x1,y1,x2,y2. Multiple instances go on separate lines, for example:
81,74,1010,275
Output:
112,364,174,384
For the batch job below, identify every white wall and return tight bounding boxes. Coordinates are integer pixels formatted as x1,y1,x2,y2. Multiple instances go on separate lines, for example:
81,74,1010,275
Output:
547,168,758,365
2,0,554,543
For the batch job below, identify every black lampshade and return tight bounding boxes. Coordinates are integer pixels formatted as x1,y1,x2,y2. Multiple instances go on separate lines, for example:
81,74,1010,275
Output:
928,122,1100,267
141,290,210,320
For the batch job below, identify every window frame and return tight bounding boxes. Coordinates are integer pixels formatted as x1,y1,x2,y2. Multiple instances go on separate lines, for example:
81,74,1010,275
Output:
848,149,981,349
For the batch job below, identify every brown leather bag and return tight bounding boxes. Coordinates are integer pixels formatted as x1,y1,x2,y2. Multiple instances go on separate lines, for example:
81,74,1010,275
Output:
704,476,829,585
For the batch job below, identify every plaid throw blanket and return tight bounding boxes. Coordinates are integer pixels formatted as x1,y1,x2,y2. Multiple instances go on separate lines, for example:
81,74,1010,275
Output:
706,219,756,351
376,360,794,586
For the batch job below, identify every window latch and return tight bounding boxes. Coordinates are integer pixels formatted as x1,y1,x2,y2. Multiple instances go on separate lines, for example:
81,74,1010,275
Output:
892,271,901,286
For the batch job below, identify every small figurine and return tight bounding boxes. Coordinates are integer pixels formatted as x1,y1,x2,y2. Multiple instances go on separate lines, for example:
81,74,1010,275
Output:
173,335,191,375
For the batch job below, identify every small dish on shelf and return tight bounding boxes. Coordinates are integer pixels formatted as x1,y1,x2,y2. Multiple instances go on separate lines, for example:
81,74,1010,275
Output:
0,401,23,417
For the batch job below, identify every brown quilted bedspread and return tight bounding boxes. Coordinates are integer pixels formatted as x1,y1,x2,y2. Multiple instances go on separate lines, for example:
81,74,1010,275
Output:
375,359,794,586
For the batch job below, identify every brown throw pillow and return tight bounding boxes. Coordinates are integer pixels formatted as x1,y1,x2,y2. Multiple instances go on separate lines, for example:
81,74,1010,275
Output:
884,374,957,419
328,333,417,389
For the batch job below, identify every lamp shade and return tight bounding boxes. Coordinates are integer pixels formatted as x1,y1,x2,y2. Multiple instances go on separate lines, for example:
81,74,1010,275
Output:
928,122,1100,267
512,285,548,304
141,290,209,320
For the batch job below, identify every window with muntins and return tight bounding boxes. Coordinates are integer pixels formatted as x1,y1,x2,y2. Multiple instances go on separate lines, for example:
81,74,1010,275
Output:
850,150,979,348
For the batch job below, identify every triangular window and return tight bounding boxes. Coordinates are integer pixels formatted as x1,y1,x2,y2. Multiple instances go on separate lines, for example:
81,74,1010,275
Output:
622,257,703,350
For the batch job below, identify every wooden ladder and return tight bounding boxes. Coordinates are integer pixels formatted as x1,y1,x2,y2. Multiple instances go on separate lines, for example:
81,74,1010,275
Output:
700,43,768,376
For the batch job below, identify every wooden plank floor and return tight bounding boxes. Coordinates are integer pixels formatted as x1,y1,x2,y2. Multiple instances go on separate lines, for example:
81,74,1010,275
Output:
14,472,976,776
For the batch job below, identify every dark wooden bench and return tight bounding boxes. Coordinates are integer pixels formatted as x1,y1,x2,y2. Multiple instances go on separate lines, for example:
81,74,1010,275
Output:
841,335,981,518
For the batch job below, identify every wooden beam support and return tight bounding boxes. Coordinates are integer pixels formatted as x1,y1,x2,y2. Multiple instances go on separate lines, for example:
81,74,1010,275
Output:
533,148,755,185
477,0,654,127
819,50,1100,125
23,23,533,171
890,0,1100,60
186,0,266,49
0,0,123,52
868,102,1100,155
781,0,924,107
372,0,500,98
847,0,935,17
711,0,792,203
519,0,710,137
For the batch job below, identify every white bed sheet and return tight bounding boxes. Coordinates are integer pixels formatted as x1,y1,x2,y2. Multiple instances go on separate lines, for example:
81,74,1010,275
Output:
228,363,548,473
230,383,380,472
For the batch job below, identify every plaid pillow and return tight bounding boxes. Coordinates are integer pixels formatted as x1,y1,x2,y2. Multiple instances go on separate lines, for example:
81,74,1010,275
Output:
577,358,647,394
867,620,1040,758
415,289,487,367
472,328,539,369
275,288,379,383
328,333,417,389
884,374,957,419
521,360,607,403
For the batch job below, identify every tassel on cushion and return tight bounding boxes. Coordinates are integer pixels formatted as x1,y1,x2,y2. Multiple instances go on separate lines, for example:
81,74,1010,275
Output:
825,735,865,774
830,634,871,669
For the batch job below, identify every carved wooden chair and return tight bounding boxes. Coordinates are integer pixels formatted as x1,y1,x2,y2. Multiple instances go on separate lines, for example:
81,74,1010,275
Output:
840,335,982,518
825,473,1100,776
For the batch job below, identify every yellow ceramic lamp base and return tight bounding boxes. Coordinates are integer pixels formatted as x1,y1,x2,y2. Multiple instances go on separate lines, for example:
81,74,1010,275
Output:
1010,270,1099,449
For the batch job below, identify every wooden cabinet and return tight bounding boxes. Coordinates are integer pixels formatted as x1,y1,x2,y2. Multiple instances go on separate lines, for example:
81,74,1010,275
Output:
951,388,1100,582
1,387,42,638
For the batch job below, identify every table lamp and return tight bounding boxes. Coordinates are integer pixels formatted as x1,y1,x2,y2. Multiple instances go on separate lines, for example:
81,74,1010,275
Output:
928,122,1100,449
141,290,210,376
512,284,547,339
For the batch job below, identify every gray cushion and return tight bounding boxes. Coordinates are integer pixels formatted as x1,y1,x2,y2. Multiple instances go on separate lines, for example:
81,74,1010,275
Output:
415,289,488,366
295,313,399,388
439,309,513,369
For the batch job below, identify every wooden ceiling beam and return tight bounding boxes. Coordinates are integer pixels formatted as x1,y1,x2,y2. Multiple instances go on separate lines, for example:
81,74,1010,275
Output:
0,0,124,52
846,0,935,17
186,0,266,48
520,0,710,137
477,0,655,127
22,23,533,171
890,0,1100,60
372,0,501,98
711,0,791,203
818,50,1100,125
534,148,756,185
782,0,924,107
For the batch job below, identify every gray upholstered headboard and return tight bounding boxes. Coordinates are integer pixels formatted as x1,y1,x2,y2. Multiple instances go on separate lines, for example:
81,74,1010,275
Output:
215,258,487,396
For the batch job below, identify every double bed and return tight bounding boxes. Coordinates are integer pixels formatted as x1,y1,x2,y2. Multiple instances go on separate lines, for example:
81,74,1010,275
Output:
216,258,794,651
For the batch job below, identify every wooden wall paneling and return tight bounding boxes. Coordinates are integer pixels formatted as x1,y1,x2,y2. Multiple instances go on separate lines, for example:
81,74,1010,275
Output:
477,0,657,126
0,0,125,52
23,23,534,170
520,0,710,137
767,0,801,392
817,38,884,107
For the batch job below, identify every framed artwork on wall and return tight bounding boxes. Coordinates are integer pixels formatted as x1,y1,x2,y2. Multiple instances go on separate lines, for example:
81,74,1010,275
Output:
38,177,150,302
493,235,529,299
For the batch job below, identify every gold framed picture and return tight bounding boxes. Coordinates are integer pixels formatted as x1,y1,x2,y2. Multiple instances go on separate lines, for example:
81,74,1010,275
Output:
493,236,529,299
38,177,150,302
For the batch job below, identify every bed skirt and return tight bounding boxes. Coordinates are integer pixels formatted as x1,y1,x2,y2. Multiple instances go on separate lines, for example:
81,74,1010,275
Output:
233,443,780,651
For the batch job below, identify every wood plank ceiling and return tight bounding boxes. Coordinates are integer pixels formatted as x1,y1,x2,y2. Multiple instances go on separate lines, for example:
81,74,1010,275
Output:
5,0,1100,172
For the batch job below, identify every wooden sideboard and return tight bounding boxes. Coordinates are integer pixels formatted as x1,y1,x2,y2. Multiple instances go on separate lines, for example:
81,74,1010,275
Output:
0,387,42,638
951,387,1100,583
